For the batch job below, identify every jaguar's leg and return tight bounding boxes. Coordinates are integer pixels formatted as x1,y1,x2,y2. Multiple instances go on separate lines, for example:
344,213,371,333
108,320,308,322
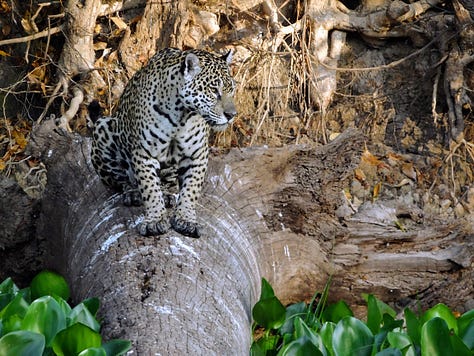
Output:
91,116,142,206
132,150,169,236
171,114,210,238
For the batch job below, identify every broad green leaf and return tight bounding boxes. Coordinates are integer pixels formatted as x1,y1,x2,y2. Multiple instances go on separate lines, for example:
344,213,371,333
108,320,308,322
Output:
78,347,107,356
0,330,45,356
0,278,18,294
332,316,373,356
250,341,266,356
362,294,396,318
380,313,403,332
69,303,101,332
458,319,474,350
252,296,286,330
421,317,453,356
55,297,72,320
422,304,457,334
260,278,276,300
374,348,402,356
1,314,23,334
252,334,280,355
449,332,471,356
102,339,132,356
0,293,14,312
30,271,70,301
0,293,29,320
280,302,307,335
319,322,336,356
386,331,412,350
22,296,66,346
17,288,31,302
322,300,353,323
366,294,382,334
278,336,323,356
82,298,100,317
458,309,474,349
404,308,421,346
293,317,326,355
52,323,102,356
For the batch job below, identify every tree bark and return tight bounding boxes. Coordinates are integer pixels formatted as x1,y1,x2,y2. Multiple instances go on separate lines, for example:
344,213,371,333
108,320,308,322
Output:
26,121,473,354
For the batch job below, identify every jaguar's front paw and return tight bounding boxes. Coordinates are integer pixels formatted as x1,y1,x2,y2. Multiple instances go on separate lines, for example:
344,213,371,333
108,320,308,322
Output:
123,190,142,206
170,216,200,238
138,219,170,236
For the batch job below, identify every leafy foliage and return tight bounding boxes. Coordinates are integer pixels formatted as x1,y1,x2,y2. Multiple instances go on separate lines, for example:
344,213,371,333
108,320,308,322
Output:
0,271,131,356
251,278,474,356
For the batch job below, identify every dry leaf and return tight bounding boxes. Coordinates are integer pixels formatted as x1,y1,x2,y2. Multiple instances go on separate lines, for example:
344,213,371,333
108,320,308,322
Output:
373,182,382,200
12,129,28,149
354,168,366,182
401,162,417,180
361,149,382,166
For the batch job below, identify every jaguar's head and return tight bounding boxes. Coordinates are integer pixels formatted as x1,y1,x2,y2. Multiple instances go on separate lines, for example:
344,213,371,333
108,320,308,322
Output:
179,50,237,131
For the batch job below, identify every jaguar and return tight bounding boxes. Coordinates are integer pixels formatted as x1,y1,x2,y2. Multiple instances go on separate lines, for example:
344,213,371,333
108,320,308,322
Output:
91,48,236,238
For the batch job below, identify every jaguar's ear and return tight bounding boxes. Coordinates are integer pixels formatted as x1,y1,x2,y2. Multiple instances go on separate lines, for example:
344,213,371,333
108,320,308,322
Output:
182,53,201,81
221,50,233,65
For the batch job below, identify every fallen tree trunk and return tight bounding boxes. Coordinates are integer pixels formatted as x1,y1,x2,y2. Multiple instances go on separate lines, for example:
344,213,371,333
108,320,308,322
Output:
27,121,473,354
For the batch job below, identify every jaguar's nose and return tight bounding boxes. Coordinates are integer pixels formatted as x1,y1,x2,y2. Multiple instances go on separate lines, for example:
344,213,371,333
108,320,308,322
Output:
224,111,236,121
224,105,237,122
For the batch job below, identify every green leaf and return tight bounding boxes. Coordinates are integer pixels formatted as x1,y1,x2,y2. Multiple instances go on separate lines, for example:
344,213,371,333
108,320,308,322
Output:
82,298,100,317
421,317,453,356
366,294,382,334
22,296,66,346
449,332,471,356
260,278,276,300
380,313,403,332
52,323,102,356
102,339,132,356
0,330,45,356
404,308,421,346
0,293,14,312
458,318,474,350
293,317,326,354
78,347,107,356
69,303,101,332
322,301,353,323
319,322,336,356
374,348,402,356
278,336,323,356
1,314,23,334
386,331,412,350
55,297,72,321
0,293,29,320
252,296,286,330
280,302,307,336
422,304,458,334
332,316,373,356
362,294,396,318
250,341,266,356
30,271,70,301
458,309,474,349
252,334,280,355
0,278,18,295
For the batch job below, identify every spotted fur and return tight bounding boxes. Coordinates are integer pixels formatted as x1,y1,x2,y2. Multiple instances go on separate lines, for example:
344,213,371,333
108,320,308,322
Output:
91,48,236,237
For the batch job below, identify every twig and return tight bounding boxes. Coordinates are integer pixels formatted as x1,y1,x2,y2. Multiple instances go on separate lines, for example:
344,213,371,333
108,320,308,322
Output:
57,87,84,132
0,25,63,47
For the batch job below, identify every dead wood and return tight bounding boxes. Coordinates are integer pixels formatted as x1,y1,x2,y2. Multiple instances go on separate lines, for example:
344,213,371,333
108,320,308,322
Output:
20,122,473,353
